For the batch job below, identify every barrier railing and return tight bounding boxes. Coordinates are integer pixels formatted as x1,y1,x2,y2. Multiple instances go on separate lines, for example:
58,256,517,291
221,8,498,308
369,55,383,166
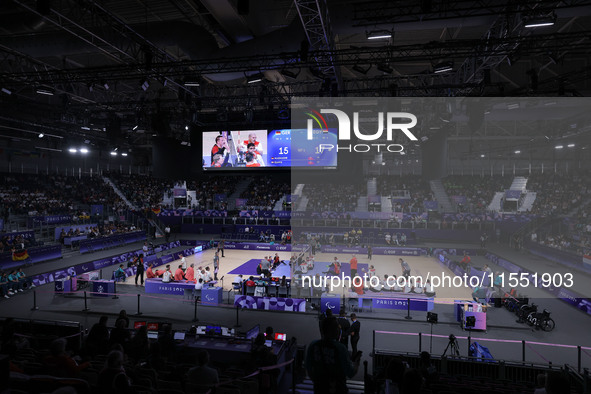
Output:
373,329,591,374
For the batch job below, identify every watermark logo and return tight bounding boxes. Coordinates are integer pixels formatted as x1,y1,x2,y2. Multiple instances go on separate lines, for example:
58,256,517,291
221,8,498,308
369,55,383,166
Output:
306,109,418,141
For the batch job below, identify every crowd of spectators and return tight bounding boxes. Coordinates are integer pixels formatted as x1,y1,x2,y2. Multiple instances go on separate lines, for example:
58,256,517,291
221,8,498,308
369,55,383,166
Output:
376,175,433,212
442,175,510,213
304,184,360,212
0,234,32,253
532,203,591,256
0,173,126,216
527,173,591,216
186,177,239,210
108,173,174,211
239,178,290,210
2,314,283,394
57,223,138,244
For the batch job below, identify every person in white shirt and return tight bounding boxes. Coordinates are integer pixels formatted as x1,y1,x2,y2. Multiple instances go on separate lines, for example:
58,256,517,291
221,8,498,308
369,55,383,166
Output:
162,265,173,283
414,279,423,294
232,275,243,285
385,233,391,245
424,280,435,297
142,242,149,254
382,275,392,291
181,256,187,270
203,267,213,282
195,278,204,290
392,275,403,292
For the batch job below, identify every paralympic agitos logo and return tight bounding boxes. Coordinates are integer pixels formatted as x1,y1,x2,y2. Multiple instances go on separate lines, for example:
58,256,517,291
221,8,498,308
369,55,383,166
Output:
305,109,418,153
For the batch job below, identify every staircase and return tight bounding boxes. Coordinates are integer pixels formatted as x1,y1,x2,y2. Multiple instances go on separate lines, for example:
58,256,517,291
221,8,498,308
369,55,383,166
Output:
381,196,392,212
430,179,453,212
510,176,528,192
274,196,285,211
226,178,253,210
161,192,174,207
293,184,308,211
103,176,137,210
488,191,504,212
356,196,368,212
367,178,377,196
518,191,537,212
291,378,364,394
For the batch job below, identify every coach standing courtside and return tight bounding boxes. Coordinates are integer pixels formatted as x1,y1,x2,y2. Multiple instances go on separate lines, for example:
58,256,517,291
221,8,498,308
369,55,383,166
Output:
135,254,144,286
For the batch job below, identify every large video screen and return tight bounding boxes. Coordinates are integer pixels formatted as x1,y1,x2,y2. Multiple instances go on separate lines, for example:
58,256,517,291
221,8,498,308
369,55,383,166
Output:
202,129,337,169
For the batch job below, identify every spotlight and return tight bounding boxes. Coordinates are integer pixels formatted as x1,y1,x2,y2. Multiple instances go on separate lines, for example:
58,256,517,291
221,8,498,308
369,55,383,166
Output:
68,148,77,153
555,145,563,149
367,30,392,40
1,88,11,95
102,81,109,90
246,73,264,84
38,133,44,138
36,86,55,95
568,144,575,148
352,65,371,75
514,150,521,154
80,148,89,154
121,152,128,156
133,125,138,131
141,79,150,91
524,13,556,28
185,125,189,130
184,80,200,87
110,151,118,156
434,61,453,73
376,63,393,74
480,154,485,158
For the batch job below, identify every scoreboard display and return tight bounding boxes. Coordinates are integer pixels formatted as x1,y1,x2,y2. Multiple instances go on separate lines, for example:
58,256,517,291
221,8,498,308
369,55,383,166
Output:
202,128,337,170
267,129,292,167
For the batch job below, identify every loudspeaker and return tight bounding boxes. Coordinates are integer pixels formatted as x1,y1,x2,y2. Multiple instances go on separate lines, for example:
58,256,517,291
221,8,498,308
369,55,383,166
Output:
151,112,171,136
421,131,448,180
152,137,191,178
189,124,202,146
237,0,249,15
106,117,121,143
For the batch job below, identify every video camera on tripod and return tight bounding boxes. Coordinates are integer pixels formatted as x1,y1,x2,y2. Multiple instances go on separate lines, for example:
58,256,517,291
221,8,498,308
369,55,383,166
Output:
443,334,460,357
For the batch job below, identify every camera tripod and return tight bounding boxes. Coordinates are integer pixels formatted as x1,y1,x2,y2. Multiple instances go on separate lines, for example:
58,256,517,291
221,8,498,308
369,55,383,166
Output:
442,335,460,357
